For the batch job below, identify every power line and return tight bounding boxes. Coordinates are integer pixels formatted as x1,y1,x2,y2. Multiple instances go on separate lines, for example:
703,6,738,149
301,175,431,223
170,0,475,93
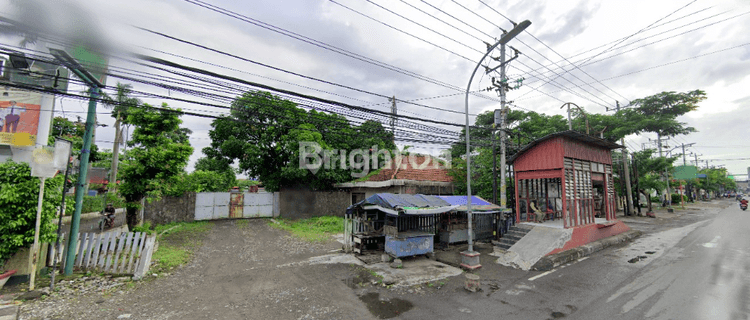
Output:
520,0,698,100
363,0,479,54
442,1,615,108
177,0,482,97
528,8,747,86
524,6,727,84
515,41,750,102
329,0,475,63
135,27,480,117
12,81,483,148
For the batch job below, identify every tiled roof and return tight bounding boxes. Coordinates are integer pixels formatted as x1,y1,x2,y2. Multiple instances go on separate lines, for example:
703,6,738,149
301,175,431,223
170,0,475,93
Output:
365,155,453,183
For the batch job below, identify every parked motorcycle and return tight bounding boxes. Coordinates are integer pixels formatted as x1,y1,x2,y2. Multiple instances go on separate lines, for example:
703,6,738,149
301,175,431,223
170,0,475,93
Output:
740,200,748,211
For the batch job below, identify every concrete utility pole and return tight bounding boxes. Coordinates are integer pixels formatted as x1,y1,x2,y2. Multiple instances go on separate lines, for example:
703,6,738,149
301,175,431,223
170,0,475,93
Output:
656,133,672,207
614,101,634,216
498,41,508,210
389,96,397,136
561,103,573,130
492,117,497,204
464,20,530,269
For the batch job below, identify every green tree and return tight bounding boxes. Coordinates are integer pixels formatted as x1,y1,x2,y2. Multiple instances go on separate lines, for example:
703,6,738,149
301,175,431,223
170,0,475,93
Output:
119,103,193,230
624,90,705,138
0,161,64,263
205,91,394,192
693,167,736,196
49,116,102,162
632,149,677,212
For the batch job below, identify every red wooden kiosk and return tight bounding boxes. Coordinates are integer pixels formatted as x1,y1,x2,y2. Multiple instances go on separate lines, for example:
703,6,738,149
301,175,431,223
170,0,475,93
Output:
508,131,630,254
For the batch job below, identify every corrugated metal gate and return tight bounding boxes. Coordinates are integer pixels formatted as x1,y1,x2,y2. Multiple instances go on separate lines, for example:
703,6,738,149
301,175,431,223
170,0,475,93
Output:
195,192,275,220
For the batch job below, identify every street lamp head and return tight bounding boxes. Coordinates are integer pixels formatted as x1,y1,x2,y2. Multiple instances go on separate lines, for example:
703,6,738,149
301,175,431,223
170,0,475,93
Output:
49,48,104,88
498,20,531,45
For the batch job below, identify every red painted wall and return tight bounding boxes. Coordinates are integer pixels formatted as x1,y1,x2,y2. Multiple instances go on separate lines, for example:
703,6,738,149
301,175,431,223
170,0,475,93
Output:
513,138,564,172
562,138,613,165
546,221,630,256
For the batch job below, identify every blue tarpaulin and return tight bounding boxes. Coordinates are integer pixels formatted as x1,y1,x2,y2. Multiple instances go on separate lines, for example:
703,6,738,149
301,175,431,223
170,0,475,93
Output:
346,193,451,215
437,196,492,206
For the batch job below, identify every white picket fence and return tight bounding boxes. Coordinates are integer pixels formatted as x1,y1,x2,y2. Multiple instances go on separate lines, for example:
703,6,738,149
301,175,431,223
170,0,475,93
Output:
49,231,157,280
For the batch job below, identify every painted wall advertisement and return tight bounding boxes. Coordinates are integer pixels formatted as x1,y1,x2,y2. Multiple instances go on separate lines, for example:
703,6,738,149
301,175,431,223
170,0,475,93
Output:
0,89,42,146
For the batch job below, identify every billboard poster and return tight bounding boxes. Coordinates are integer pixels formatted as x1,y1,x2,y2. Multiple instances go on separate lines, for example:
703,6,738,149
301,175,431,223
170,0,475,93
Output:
0,88,42,146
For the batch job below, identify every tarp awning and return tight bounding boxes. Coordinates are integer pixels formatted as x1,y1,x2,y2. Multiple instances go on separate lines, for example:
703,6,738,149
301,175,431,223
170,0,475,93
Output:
403,205,459,215
346,193,451,215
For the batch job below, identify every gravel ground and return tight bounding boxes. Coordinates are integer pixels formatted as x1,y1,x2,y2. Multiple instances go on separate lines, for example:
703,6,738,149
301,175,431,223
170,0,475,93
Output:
17,219,380,320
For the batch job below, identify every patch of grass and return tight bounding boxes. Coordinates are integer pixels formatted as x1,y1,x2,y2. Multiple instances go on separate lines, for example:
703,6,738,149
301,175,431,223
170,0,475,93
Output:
236,219,249,228
149,221,212,275
131,221,153,234
269,216,344,242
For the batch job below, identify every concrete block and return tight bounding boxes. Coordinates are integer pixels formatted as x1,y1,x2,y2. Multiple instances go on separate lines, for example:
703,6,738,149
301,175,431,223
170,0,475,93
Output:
0,304,18,320
464,273,480,292
390,259,403,269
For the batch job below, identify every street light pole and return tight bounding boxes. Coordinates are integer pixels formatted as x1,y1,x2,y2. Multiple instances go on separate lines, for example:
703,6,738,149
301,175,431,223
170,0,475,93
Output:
463,20,530,269
50,49,105,276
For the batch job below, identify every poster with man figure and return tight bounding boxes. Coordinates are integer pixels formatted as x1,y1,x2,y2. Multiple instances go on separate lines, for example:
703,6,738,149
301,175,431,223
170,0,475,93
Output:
0,89,42,146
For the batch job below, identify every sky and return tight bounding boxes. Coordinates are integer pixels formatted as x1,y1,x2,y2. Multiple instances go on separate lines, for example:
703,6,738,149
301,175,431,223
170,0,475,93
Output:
2,0,750,180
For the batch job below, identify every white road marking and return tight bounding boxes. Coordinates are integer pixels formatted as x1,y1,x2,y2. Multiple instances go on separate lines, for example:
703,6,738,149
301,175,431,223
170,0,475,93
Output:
528,270,555,281
528,257,588,281
701,235,721,248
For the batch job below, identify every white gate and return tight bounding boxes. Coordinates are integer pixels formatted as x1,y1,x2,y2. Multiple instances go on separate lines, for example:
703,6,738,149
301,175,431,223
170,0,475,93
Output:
194,192,275,220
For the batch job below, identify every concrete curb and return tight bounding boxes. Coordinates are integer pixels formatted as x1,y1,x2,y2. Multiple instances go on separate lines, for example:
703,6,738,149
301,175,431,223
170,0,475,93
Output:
531,230,643,271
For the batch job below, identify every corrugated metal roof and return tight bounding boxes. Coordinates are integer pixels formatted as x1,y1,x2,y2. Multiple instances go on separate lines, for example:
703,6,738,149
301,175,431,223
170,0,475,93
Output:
509,130,622,164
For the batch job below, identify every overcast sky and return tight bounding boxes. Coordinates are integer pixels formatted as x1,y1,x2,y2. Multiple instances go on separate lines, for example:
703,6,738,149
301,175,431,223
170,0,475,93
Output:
4,0,750,179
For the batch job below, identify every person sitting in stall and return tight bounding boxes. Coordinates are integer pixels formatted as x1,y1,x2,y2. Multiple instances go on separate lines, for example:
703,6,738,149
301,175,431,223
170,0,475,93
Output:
530,200,545,223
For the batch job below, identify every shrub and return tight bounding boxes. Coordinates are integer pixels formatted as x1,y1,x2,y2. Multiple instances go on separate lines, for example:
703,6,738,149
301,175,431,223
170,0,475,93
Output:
0,161,64,263
671,193,686,204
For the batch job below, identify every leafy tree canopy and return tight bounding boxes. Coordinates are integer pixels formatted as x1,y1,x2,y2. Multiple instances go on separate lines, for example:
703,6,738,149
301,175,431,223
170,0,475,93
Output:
204,91,395,192
118,102,193,229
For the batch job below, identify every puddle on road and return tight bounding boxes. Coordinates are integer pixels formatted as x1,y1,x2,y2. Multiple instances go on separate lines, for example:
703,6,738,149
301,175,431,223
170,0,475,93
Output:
628,256,649,263
645,251,656,254
551,311,567,318
359,292,413,319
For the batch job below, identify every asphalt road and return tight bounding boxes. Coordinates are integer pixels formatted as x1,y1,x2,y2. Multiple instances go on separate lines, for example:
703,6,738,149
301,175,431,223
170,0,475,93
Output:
575,199,750,319
397,200,745,320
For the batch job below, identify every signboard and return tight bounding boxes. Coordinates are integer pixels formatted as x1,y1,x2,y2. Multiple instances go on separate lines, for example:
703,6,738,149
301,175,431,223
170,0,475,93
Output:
0,89,42,146
3,58,69,92
673,165,698,180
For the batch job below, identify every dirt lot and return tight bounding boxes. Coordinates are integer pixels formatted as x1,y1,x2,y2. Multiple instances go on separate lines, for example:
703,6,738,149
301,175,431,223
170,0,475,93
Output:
17,219,384,320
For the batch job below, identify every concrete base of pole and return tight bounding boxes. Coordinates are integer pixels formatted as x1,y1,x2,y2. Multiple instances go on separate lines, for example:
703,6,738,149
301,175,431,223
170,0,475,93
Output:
460,251,481,270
